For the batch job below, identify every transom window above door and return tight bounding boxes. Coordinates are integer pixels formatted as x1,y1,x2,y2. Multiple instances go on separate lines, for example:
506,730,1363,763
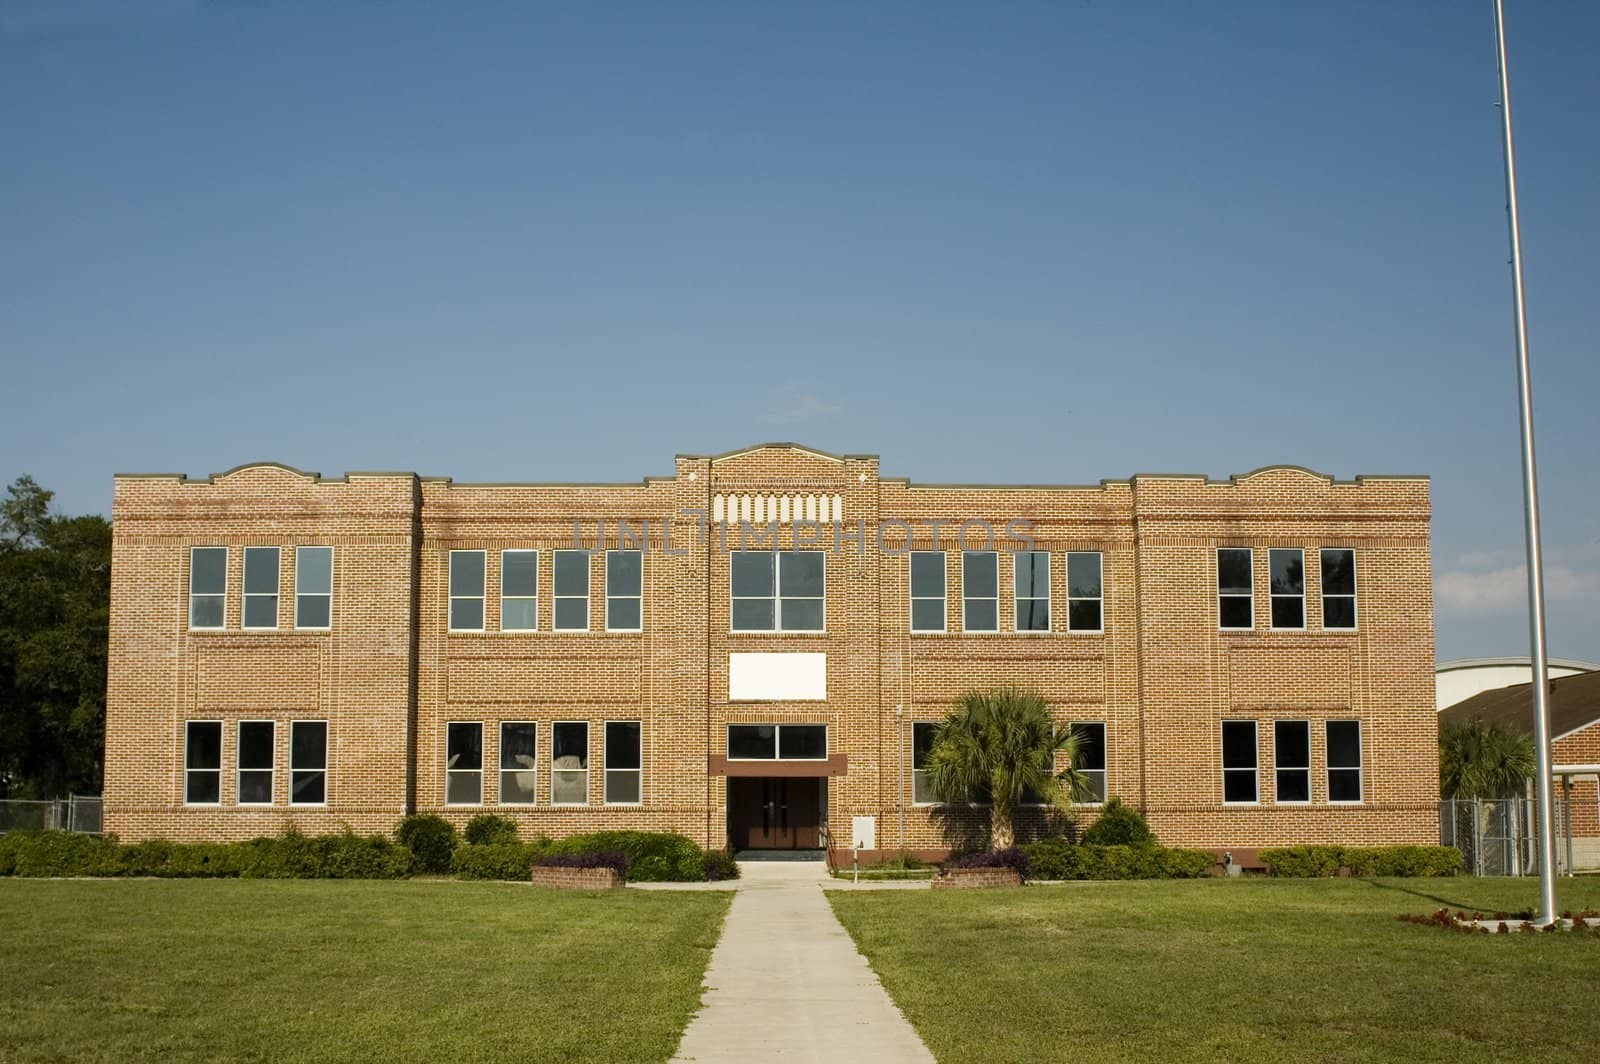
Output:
726,723,828,760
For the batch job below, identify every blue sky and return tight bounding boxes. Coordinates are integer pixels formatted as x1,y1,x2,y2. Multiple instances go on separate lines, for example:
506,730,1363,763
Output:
2,1,1596,662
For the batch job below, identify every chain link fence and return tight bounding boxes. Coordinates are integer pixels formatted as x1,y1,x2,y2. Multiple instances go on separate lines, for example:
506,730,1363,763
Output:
1440,797,1594,876
0,796,103,835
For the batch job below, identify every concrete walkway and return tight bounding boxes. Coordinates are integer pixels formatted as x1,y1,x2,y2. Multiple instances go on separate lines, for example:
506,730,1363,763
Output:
672,861,935,1063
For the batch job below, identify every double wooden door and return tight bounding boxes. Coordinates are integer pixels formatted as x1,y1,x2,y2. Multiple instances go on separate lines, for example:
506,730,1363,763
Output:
728,777,822,849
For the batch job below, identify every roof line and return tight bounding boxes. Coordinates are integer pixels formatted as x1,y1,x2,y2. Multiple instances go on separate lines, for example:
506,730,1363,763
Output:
1437,656,1600,673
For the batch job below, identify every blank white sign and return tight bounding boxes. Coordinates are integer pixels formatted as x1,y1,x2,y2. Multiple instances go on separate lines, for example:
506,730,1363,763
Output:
728,652,826,701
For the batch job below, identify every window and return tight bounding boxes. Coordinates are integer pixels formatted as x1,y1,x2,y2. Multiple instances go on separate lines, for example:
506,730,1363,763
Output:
1327,720,1363,803
552,722,589,804
290,721,327,805
184,721,222,804
730,551,825,632
912,722,938,804
1320,549,1357,629
189,547,227,629
1072,722,1107,803
237,721,274,805
242,547,280,629
1221,720,1258,804
1273,720,1310,804
1015,551,1050,632
1269,548,1305,629
448,550,486,632
910,552,946,633
500,550,537,631
294,547,333,629
445,722,483,805
553,550,590,631
962,551,998,632
499,722,537,805
1067,552,1104,632
606,550,643,632
726,724,828,760
1217,548,1253,630
604,721,642,804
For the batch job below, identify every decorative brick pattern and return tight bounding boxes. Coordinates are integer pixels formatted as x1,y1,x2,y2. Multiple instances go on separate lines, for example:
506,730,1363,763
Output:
105,446,1438,853
932,867,1023,889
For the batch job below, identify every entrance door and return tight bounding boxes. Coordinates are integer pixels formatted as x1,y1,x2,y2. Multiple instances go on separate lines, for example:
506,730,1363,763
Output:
728,778,822,849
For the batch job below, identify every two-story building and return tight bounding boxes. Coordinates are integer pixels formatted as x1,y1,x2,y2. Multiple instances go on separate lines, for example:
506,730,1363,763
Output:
104,443,1439,858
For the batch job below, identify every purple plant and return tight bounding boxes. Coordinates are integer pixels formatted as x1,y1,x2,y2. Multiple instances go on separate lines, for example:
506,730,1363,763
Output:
539,849,628,876
946,847,1030,881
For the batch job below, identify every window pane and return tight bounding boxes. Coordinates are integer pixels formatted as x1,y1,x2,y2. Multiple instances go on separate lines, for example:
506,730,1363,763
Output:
779,551,824,597
605,722,641,770
1221,722,1256,769
1320,549,1355,596
731,598,774,631
605,771,641,804
911,599,945,632
1068,599,1102,632
500,723,537,770
554,598,588,631
553,723,588,769
292,723,327,770
1068,552,1102,599
186,722,222,770
447,723,483,771
554,550,590,594
1082,771,1108,803
501,551,537,598
291,770,325,805
1220,596,1252,629
1323,597,1356,629
502,599,536,630
1276,770,1310,803
1274,721,1309,768
296,547,332,596
1328,769,1362,803
501,770,537,804
239,770,272,804
963,552,997,599
913,771,935,805
552,771,587,804
191,547,227,595
1015,552,1050,598
911,552,945,597
964,599,997,632
186,770,219,804
1016,599,1050,631
912,722,938,770
446,773,482,805
243,547,279,594
243,595,278,629
1271,596,1304,629
1217,549,1252,595
1223,771,1256,804
296,595,330,629
779,725,827,760
607,550,642,596
1072,723,1107,772
238,722,273,770
728,725,776,760
780,598,824,632
1327,721,1361,768
449,551,484,598
451,598,484,631
731,552,774,597
607,597,641,631
1270,549,1303,595
191,595,224,629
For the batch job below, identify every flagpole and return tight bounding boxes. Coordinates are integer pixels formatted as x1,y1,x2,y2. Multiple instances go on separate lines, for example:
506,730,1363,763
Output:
1491,0,1557,926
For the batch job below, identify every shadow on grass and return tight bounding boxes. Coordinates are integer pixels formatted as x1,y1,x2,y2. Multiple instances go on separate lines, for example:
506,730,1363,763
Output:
1359,877,1535,914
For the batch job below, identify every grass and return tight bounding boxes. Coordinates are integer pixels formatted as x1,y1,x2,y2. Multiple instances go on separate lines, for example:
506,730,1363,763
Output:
829,876,1600,1063
0,878,730,1062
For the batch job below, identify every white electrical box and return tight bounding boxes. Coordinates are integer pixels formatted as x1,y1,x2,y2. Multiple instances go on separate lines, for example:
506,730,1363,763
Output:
851,816,876,851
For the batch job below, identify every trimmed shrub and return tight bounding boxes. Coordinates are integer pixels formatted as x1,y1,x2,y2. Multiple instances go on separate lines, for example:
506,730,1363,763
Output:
1344,845,1462,878
463,814,520,847
0,831,121,877
1022,838,1215,880
396,814,458,874
1079,797,1155,847
453,842,547,881
547,831,705,882
539,850,628,876
946,848,1030,882
1260,846,1346,878
0,830,410,879
701,849,740,882
237,832,411,879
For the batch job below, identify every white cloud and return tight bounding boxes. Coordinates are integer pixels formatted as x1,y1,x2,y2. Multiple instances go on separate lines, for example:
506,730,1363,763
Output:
1436,558,1600,617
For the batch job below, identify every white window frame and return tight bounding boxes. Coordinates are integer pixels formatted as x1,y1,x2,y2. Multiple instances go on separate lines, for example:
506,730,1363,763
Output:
962,550,1000,633
1217,547,1254,631
911,721,938,805
551,720,590,806
444,721,484,806
241,546,281,630
728,551,826,633
188,546,227,631
725,723,829,761
448,550,487,633
603,720,643,806
909,551,947,633
294,546,333,630
498,721,538,806
553,550,590,632
1013,550,1051,634
1269,548,1306,631
1066,551,1105,634
605,549,644,633
1221,720,1259,806
236,719,275,806
1326,719,1364,805
184,720,223,806
499,549,538,632
1273,719,1311,806
1320,548,1358,630
289,720,328,807
1071,721,1107,805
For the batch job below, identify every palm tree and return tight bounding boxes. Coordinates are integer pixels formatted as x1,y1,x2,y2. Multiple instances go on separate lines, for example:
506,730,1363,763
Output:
924,686,1096,850
1440,718,1534,800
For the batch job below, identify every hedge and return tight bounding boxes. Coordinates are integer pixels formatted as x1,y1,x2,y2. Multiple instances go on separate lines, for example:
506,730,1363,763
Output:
1259,845,1462,878
0,830,412,879
1023,838,1216,880
452,831,741,882
452,842,545,881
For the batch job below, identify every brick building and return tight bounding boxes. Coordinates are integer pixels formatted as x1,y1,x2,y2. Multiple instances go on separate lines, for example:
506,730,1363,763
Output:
104,443,1440,857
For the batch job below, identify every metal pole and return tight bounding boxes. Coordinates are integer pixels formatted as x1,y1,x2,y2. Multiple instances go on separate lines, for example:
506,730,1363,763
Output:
1492,0,1557,925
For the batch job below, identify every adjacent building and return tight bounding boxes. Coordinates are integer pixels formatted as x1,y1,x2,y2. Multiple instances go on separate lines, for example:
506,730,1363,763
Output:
104,443,1439,858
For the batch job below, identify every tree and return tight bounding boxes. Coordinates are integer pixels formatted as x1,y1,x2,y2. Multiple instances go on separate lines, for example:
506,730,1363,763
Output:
1440,718,1534,801
0,477,111,798
924,686,1096,850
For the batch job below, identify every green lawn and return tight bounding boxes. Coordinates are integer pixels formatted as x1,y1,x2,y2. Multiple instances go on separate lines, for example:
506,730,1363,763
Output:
0,879,730,1062
830,877,1600,1063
